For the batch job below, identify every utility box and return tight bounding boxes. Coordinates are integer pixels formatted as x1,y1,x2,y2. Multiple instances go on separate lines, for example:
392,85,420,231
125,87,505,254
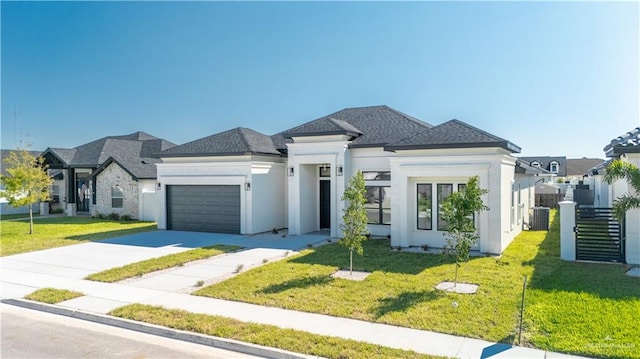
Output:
530,207,550,230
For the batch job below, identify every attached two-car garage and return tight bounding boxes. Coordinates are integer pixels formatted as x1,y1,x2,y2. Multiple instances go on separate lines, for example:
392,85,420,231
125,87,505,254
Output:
166,185,241,234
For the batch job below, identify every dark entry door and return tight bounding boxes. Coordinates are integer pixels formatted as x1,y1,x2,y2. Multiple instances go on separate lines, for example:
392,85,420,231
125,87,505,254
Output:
320,180,331,229
76,173,90,212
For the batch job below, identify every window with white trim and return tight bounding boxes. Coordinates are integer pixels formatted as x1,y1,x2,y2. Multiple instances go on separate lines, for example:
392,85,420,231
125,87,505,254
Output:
111,186,124,208
549,161,559,173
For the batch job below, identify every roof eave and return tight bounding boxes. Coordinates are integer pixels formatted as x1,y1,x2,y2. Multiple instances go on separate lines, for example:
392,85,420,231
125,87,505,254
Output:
283,130,361,139
385,141,521,153
161,151,281,158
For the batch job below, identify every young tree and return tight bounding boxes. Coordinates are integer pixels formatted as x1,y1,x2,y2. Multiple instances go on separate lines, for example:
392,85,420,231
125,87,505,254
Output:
339,170,368,275
0,149,53,234
604,159,640,222
441,176,489,286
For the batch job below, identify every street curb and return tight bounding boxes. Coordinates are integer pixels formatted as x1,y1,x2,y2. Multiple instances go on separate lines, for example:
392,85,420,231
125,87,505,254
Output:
2,298,319,359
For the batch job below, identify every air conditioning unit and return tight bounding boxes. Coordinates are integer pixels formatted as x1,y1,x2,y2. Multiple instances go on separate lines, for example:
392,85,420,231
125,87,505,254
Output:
529,207,550,231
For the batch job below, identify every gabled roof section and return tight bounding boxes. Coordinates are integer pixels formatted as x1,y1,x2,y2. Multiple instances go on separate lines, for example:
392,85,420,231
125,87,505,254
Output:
515,159,551,175
283,117,363,139
161,127,280,157
40,132,175,179
42,148,77,166
385,119,521,153
273,105,432,150
604,127,640,157
90,156,162,180
519,156,567,176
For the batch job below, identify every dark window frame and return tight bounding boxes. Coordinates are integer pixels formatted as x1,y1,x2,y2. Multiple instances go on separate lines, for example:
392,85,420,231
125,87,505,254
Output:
417,183,432,230
365,186,391,225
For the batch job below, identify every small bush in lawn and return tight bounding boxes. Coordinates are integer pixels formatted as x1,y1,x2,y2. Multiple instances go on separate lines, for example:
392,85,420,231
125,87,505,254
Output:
108,213,120,221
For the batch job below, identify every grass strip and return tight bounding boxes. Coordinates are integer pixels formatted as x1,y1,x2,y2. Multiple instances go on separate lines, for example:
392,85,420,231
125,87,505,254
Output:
86,245,241,282
110,303,442,359
24,288,84,304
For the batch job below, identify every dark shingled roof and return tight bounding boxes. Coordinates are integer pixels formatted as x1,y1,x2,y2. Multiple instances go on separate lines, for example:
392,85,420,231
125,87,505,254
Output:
519,156,566,176
161,127,280,157
272,105,432,150
41,131,176,179
604,127,640,157
385,119,521,153
566,158,605,177
515,159,551,175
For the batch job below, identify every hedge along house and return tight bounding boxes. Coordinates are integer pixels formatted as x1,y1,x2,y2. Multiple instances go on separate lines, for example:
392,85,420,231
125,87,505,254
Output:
41,132,176,220
156,105,535,255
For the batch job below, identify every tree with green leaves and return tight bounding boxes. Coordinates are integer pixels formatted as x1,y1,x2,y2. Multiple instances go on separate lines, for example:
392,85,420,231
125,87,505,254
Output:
0,149,53,234
339,169,368,275
604,159,640,222
441,176,489,286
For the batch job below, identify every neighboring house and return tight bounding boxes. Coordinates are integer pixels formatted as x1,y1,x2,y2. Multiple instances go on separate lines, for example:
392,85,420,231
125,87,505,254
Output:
157,105,536,255
41,132,176,220
0,149,43,215
565,158,605,183
519,156,566,180
586,127,640,265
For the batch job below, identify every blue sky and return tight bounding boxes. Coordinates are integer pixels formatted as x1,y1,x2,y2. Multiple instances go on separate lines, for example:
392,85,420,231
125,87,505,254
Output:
2,1,638,159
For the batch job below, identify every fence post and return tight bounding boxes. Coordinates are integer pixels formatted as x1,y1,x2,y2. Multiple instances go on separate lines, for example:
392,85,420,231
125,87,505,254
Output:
559,201,576,261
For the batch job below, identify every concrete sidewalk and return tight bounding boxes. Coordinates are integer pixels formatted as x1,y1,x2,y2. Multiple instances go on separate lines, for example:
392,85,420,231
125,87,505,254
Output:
0,231,590,359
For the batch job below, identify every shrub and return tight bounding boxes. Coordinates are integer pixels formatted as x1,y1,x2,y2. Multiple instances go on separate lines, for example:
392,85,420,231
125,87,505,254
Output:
108,213,120,221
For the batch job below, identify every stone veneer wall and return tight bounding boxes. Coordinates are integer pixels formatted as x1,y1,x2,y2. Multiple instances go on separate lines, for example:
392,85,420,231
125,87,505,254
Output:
96,163,139,219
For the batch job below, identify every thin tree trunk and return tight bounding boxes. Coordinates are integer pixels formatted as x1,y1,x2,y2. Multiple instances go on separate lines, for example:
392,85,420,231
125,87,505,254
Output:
29,203,34,235
350,249,353,275
454,263,458,287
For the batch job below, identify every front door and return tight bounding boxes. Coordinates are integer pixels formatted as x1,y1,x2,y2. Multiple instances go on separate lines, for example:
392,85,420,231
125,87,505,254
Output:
320,180,331,229
76,173,90,213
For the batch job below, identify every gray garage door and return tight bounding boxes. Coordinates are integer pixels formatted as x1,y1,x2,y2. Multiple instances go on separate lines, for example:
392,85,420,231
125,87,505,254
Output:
167,185,241,234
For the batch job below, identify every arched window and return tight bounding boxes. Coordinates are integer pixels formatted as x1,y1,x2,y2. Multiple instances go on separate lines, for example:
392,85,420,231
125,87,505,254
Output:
531,161,541,168
549,161,559,173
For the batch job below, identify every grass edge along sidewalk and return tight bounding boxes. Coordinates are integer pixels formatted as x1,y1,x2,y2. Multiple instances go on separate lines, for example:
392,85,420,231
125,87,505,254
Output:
86,245,241,282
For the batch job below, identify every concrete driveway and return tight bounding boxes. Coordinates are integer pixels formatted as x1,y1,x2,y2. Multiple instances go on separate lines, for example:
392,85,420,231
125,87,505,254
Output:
1,229,331,299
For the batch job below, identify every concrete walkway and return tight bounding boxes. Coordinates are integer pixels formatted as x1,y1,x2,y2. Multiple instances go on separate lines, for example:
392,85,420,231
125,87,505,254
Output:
0,230,590,359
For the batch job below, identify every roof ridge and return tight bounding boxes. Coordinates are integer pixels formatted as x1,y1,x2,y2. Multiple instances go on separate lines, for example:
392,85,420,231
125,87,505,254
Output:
446,119,507,141
381,105,433,128
237,127,253,152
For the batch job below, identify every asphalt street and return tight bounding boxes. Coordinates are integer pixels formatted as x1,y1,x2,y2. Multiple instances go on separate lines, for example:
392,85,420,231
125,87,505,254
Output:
0,303,262,359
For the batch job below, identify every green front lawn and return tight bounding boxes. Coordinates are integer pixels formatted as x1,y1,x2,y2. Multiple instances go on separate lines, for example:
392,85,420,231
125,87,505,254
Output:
1,217,156,256
196,211,640,359
87,245,241,282
111,304,442,359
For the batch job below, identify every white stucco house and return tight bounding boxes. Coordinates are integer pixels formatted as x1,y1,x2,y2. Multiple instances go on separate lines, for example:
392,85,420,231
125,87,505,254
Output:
41,132,176,220
156,105,536,255
588,127,640,265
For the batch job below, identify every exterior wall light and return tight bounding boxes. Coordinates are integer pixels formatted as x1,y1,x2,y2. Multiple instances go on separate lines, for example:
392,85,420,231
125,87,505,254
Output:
245,182,251,191
156,182,161,190
337,166,343,176
288,167,295,176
